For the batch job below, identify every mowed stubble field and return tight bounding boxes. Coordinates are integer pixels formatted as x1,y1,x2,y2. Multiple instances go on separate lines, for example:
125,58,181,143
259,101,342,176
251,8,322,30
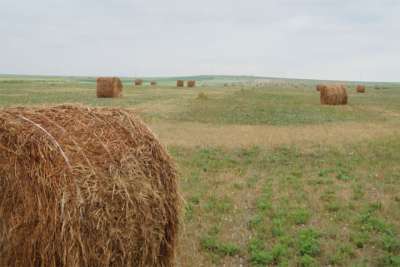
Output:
1,77,400,266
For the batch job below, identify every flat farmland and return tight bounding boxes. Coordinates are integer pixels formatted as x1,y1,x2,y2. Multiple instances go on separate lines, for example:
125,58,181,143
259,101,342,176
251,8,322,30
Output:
1,76,399,266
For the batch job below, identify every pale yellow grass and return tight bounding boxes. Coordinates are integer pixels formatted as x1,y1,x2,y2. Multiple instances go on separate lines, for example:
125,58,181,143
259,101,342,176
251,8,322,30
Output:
150,121,400,149
0,94,27,97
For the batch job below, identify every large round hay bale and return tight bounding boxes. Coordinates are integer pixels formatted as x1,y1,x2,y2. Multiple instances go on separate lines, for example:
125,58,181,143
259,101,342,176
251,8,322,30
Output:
96,77,123,98
316,84,324,92
176,80,184,87
0,105,179,267
134,79,143,86
187,80,196,88
356,85,366,93
320,85,348,105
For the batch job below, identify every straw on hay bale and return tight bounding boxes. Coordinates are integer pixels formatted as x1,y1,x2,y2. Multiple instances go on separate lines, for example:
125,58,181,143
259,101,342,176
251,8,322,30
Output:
134,79,143,86
356,85,366,93
187,80,196,88
0,105,179,267
96,77,123,98
316,84,324,92
150,81,157,86
320,85,348,105
176,80,184,87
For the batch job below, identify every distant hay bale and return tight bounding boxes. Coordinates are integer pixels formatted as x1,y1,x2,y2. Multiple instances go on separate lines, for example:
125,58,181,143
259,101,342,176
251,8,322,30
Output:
316,84,325,92
356,85,366,93
196,92,208,100
96,77,123,98
176,80,184,87
134,79,143,86
0,105,180,267
187,80,196,88
150,81,157,86
320,85,348,105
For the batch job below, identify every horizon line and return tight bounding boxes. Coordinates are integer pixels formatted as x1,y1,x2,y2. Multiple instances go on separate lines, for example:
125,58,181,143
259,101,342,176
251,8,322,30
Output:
0,73,398,84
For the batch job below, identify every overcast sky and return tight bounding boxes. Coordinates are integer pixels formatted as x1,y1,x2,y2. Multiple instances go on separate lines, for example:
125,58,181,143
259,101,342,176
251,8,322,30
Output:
1,0,399,81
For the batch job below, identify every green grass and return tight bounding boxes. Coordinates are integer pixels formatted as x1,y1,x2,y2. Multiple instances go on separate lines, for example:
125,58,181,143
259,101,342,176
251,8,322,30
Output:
2,78,399,126
200,235,240,256
172,137,400,266
173,88,397,125
0,80,181,108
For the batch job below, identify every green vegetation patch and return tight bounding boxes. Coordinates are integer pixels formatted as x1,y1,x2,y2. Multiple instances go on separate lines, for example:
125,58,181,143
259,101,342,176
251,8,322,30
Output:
173,88,386,125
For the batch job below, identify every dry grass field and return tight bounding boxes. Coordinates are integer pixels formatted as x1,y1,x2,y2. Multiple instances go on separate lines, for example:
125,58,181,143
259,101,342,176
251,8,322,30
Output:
1,76,400,266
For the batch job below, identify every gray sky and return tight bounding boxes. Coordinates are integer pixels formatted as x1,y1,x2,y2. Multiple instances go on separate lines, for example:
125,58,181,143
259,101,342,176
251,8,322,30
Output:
1,0,399,81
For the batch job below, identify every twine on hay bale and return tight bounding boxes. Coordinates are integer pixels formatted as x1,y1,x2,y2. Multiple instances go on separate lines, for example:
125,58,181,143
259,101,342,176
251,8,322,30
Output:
356,85,366,93
176,80,184,87
96,77,123,98
187,80,196,88
320,85,348,105
0,105,180,267
134,79,143,86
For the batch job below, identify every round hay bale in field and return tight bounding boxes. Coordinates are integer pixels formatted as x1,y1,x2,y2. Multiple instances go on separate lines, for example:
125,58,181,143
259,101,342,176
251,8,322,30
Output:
96,77,123,98
320,85,348,105
0,105,179,267
187,80,196,88
134,79,143,86
196,92,208,100
176,80,184,87
316,84,325,92
356,85,366,93
150,81,157,86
